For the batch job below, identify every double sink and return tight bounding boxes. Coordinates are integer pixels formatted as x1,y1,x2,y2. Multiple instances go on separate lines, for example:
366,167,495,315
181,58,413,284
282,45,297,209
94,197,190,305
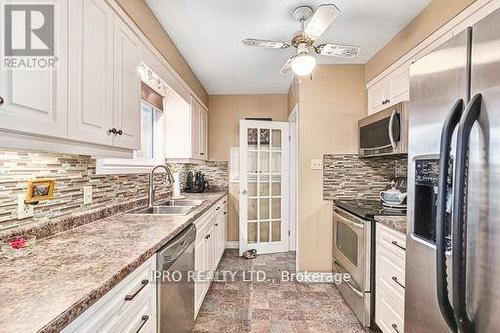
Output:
129,199,204,216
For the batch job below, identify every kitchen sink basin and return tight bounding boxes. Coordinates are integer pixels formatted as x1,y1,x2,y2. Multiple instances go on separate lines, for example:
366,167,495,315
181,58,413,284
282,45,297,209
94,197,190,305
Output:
158,199,204,207
130,206,193,216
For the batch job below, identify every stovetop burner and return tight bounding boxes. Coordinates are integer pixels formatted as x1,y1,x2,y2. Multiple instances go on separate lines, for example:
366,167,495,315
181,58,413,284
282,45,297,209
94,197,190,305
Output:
334,199,406,220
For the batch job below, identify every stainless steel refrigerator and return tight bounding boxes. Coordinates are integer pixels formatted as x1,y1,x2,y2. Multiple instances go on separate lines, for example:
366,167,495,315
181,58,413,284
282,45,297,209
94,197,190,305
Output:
406,7,500,333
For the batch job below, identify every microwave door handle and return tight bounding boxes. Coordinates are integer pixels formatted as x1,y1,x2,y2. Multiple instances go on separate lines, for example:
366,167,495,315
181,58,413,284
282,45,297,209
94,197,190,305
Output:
388,109,398,149
453,94,482,333
436,99,464,333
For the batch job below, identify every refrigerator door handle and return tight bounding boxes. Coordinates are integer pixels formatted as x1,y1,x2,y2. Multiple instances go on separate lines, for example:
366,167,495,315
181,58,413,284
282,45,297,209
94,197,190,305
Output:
436,99,464,333
453,93,482,333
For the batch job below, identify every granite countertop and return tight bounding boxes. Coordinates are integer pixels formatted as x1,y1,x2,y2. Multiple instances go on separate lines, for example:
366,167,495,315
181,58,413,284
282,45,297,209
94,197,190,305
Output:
374,215,407,234
0,191,227,333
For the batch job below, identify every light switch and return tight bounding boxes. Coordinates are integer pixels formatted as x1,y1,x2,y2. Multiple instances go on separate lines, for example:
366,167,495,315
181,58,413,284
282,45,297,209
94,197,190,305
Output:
310,159,323,170
83,186,93,205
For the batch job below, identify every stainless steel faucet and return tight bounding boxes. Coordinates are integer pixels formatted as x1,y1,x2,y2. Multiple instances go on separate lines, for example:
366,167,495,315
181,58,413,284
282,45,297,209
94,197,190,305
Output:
148,164,175,208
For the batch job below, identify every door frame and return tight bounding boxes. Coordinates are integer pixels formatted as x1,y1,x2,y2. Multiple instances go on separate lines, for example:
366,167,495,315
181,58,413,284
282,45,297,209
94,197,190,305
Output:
239,120,290,255
288,104,299,271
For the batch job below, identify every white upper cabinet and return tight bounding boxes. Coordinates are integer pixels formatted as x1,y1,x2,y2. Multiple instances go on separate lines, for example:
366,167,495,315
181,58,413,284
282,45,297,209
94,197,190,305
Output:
191,98,209,160
68,0,141,150
199,106,208,158
0,0,68,138
165,95,208,162
113,18,141,150
68,0,115,146
367,63,410,115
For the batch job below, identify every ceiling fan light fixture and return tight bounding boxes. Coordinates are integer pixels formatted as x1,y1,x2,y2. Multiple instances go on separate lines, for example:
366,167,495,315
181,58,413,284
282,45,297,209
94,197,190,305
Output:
291,52,316,76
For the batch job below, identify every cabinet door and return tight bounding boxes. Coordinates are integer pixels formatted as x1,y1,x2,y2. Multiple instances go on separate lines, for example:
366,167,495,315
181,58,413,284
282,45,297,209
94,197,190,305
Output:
199,107,208,159
68,0,114,146
367,80,387,114
191,98,201,159
113,19,141,150
389,64,410,104
194,237,205,318
0,0,68,138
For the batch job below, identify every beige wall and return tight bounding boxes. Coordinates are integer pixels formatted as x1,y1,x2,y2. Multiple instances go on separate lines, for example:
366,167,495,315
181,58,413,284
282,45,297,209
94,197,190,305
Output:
295,65,366,271
115,0,209,105
365,0,476,82
208,95,288,161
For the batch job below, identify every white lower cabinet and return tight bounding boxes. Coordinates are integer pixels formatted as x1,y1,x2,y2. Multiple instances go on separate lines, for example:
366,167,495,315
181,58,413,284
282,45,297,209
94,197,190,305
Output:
62,256,156,333
376,223,406,333
194,196,227,318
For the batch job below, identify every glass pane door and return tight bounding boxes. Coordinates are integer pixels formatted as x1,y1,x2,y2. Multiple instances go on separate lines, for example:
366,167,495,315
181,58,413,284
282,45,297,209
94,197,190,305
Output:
240,120,289,255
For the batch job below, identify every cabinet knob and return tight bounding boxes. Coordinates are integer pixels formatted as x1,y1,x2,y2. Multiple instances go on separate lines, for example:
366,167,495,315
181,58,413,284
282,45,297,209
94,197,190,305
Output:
0,96,4,106
108,128,117,135
205,234,211,239
117,129,123,136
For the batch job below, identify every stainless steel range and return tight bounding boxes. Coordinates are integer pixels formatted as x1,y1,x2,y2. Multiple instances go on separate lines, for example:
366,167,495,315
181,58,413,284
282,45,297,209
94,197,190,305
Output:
333,200,405,327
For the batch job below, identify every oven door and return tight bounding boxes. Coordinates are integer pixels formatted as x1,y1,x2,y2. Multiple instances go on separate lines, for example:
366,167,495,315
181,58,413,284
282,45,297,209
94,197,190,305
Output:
332,208,367,288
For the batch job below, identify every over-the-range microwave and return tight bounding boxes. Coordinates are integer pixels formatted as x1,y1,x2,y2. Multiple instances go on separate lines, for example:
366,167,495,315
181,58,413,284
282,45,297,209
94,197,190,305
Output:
358,102,408,157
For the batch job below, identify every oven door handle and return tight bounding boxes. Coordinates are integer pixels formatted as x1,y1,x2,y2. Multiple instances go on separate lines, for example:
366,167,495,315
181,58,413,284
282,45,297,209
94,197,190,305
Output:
436,99,463,333
334,210,365,229
334,260,364,298
388,109,399,149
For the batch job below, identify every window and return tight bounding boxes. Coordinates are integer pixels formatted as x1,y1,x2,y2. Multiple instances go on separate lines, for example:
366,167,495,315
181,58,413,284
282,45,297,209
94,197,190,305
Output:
134,102,161,162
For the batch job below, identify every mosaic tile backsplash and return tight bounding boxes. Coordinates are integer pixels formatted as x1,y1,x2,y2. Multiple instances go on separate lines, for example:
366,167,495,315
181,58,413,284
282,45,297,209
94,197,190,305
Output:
323,154,408,201
0,149,228,230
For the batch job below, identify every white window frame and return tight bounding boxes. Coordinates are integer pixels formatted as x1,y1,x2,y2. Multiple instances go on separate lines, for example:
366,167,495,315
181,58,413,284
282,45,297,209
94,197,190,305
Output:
96,100,166,175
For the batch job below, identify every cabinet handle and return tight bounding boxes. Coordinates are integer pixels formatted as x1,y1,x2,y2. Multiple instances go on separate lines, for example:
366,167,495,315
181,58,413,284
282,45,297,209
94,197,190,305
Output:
117,129,123,136
205,234,211,239
108,128,117,135
392,276,405,289
223,200,226,204
215,223,219,227
200,152,204,155
133,315,149,333
216,207,220,211
0,96,4,106
391,323,400,333
391,240,406,251
124,279,149,301
224,212,227,215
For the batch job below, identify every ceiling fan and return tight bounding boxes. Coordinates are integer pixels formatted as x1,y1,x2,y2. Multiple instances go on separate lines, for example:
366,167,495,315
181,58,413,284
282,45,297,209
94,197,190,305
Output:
242,4,360,76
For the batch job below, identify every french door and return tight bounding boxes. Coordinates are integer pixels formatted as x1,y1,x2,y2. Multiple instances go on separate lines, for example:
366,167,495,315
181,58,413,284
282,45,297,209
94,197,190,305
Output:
239,120,289,255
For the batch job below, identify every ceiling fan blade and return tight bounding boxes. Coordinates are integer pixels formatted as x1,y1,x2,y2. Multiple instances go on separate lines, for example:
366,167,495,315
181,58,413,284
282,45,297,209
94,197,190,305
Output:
242,38,290,49
316,43,360,58
280,55,296,74
304,4,340,41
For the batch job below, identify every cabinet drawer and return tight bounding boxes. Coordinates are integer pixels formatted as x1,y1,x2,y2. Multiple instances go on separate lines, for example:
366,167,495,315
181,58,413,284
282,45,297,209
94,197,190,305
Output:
376,223,406,258
376,287,405,333
114,283,156,333
62,256,156,332
377,244,405,301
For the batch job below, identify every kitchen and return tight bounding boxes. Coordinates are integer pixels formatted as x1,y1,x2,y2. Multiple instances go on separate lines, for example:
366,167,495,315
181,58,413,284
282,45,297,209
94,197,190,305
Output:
0,0,499,332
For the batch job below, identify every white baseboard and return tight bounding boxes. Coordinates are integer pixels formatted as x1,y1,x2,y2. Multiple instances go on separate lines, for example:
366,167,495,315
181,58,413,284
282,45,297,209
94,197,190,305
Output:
225,241,239,249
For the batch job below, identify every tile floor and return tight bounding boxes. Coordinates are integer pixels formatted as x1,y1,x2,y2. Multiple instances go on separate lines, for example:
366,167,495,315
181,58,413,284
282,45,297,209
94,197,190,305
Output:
193,250,371,333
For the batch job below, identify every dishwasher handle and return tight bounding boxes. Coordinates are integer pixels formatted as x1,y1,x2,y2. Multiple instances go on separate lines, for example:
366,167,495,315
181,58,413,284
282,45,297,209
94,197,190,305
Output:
158,224,196,270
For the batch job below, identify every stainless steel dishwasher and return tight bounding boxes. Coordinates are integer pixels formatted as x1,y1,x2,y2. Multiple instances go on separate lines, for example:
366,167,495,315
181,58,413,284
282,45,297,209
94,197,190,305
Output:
157,224,196,333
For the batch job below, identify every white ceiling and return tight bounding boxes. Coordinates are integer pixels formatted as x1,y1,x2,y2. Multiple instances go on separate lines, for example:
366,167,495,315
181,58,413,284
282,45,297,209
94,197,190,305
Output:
146,0,431,94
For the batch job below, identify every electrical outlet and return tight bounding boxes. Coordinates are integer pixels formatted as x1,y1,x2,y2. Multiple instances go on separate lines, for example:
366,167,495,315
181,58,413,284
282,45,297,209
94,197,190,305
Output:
17,194,34,220
310,159,323,170
83,186,93,205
